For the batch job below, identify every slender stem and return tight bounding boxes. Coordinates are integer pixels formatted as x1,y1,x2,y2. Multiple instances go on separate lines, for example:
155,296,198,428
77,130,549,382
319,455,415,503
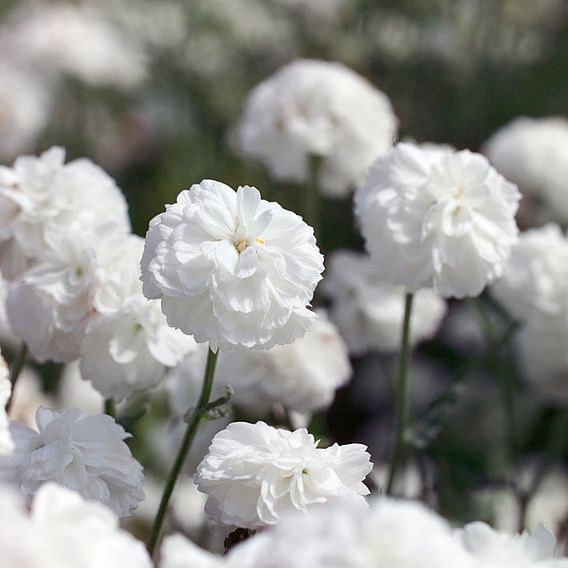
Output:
6,343,28,414
104,399,116,419
386,292,414,495
147,347,219,556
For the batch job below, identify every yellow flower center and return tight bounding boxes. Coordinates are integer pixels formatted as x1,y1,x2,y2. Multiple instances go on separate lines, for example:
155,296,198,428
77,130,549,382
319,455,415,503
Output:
235,238,265,253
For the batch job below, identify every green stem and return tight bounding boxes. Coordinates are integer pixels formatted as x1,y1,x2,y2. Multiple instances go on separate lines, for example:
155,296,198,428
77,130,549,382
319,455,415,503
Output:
147,347,219,556
386,292,414,495
6,343,28,414
104,399,116,419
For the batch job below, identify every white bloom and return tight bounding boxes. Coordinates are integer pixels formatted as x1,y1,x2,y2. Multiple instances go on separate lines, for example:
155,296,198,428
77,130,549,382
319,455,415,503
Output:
323,249,447,354
6,235,99,362
0,406,144,517
493,224,568,321
0,3,147,89
0,351,13,454
0,483,152,568
0,62,50,160
81,236,196,401
0,146,130,278
170,309,350,416
237,59,398,197
354,142,521,298
195,421,372,529
170,476,209,536
58,362,104,414
458,522,568,567
141,180,324,351
483,116,568,222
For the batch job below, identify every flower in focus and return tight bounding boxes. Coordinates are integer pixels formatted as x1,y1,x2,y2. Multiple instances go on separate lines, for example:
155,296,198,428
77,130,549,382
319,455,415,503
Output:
141,180,324,351
0,350,13,454
0,146,130,279
169,309,351,416
323,249,447,354
457,522,567,567
483,116,568,223
80,235,196,401
236,59,397,197
0,483,152,568
0,406,144,518
195,421,372,529
354,142,521,298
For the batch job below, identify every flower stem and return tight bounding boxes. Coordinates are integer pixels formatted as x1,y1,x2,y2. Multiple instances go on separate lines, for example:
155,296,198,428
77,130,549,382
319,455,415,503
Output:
6,343,28,414
386,292,414,495
104,399,116,418
148,346,219,556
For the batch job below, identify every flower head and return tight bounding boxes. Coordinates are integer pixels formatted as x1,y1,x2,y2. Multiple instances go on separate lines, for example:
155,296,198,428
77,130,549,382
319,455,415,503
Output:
0,406,144,517
195,421,372,529
354,143,521,298
141,180,324,351
236,59,397,197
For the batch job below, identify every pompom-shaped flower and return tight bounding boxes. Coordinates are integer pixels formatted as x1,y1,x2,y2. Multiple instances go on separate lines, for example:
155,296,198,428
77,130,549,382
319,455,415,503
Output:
0,483,152,568
0,146,130,278
323,249,447,354
0,350,13,454
483,116,568,223
80,236,196,401
195,421,372,529
236,59,398,197
0,407,144,517
141,180,324,351
354,142,521,298
169,309,351,416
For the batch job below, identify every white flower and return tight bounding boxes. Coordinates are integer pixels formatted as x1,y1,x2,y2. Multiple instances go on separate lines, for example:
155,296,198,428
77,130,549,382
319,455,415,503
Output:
58,362,104,414
0,483,152,568
0,406,144,517
0,350,13,454
0,3,147,89
195,421,372,529
354,142,521,298
457,522,568,567
0,146,130,278
493,224,568,321
6,235,100,362
323,249,447,354
0,62,50,160
483,116,568,222
169,309,351,416
141,180,324,351
236,59,398,197
80,236,196,401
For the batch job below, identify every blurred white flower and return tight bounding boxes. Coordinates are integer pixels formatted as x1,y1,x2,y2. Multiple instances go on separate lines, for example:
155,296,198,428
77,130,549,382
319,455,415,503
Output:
170,476,209,537
6,235,99,363
483,117,568,223
355,142,521,298
237,59,397,197
0,483,152,568
0,406,144,517
493,224,568,321
170,309,350,416
80,236,196,401
141,180,323,351
0,146,130,278
323,249,447,354
457,522,568,567
195,421,372,529
58,362,104,414
0,350,13,454
0,2,147,89
0,62,50,160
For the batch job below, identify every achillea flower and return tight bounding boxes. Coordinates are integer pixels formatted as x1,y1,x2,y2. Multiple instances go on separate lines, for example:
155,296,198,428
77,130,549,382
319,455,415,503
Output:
323,249,447,354
236,59,397,197
0,407,144,518
0,350,13,454
0,483,152,568
354,142,521,298
195,421,372,529
141,180,324,351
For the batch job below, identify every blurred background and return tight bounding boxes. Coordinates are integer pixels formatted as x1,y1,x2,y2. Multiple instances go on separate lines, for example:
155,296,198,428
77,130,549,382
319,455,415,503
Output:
1,0,568,546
